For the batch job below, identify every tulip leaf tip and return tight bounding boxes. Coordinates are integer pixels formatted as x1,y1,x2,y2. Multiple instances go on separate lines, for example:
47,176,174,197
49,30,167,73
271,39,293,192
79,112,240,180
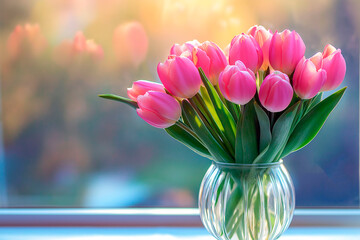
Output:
98,93,138,108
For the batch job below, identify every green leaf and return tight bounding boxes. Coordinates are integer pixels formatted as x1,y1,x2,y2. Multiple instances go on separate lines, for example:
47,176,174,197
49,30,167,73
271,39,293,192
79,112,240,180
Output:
254,102,300,163
291,100,305,131
214,84,240,121
165,124,212,160
306,92,323,113
198,68,236,146
182,100,234,163
254,102,271,153
282,87,346,157
191,95,235,157
200,86,224,130
225,99,241,121
181,108,192,127
236,101,258,164
99,94,138,109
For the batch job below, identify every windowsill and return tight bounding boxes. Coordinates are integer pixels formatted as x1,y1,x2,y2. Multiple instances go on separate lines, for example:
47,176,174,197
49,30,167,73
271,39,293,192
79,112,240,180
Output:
0,209,360,239
0,208,359,227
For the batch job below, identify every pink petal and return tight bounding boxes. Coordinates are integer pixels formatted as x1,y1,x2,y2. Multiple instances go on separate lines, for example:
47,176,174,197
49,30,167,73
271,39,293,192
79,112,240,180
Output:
321,50,346,91
269,31,283,71
309,52,323,70
227,71,256,105
136,108,174,128
322,44,337,58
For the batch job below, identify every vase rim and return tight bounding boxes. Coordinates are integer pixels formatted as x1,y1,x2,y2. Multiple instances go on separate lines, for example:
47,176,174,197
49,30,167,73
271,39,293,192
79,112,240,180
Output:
212,160,283,169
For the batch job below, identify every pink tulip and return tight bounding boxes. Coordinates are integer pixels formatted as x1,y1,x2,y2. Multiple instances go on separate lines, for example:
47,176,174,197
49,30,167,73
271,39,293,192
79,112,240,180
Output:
170,40,200,56
157,55,202,98
7,23,47,60
192,41,228,85
56,32,103,64
320,44,346,91
269,30,306,75
72,32,104,59
293,55,327,99
259,71,293,112
229,33,263,73
219,60,256,105
113,21,148,67
247,25,273,71
127,80,165,101
136,91,181,128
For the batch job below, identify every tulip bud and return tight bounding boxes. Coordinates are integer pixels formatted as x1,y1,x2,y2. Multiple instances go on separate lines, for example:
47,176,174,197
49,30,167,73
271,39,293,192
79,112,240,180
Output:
7,23,47,60
157,55,202,98
136,91,181,128
320,44,346,91
56,32,103,64
219,60,256,105
229,33,263,73
127,80,165,101
170,40,200,56
192,41,228,85
259,71,293,112
113,21,148,67
72,32,104,59
269,30,306,75
293,56,327,99
247,25,273,71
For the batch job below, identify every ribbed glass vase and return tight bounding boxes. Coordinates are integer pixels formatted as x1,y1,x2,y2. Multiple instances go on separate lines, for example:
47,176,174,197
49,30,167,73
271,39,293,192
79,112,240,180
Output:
199,160,295,240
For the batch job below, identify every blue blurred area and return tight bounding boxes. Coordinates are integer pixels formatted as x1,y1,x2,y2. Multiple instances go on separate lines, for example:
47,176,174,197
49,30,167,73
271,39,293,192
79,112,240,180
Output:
0,0,359,207
285,1,359,206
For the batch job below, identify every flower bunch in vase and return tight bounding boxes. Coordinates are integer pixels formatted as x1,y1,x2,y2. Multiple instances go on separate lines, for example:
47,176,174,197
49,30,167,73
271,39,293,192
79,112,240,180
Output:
100,25,346,240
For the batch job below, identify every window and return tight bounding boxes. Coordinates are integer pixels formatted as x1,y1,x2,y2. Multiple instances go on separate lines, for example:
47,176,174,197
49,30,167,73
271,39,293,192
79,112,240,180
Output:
0,0,358,209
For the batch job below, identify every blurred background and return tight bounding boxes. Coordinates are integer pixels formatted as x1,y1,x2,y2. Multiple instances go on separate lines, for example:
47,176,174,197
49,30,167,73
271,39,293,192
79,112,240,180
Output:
0,0,358,208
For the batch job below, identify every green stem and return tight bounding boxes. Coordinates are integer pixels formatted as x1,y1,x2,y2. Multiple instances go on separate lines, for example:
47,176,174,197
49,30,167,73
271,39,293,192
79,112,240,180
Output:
226,180,256,240
224,172,272,239
263,186,272,234
270,112,275,128
257,70,265,90
246,183,256,240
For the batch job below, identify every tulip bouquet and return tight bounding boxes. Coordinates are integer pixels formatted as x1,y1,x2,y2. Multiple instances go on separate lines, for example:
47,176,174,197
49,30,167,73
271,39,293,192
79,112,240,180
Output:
100,25,346,239
100,25,346,166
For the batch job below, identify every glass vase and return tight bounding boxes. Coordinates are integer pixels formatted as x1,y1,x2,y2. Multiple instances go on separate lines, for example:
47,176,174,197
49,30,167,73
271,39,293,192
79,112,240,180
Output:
199,160,295,240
